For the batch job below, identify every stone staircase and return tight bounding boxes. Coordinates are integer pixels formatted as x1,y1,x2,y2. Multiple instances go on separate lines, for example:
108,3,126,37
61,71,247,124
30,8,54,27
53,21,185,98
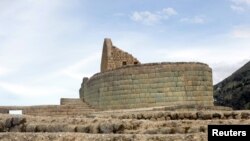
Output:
57,98,97,116
0,98,97,117
0,110,249,141
60,98,92,107
26,98,97,116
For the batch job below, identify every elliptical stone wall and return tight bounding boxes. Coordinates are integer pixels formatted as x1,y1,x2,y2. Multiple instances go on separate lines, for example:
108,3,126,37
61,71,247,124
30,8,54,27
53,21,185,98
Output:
80,62,213,110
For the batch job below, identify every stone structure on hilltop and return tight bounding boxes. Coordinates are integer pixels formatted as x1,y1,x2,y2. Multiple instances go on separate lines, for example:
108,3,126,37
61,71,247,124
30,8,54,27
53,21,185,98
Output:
79,38,214,110
101,38,140,72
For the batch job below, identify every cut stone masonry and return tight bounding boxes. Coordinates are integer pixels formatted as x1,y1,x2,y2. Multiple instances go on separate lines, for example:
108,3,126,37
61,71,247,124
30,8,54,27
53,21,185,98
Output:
80,38,214,110
101,38,140,72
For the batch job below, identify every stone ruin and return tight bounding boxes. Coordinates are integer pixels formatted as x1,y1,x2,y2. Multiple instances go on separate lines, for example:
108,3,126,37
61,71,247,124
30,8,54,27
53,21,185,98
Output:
101,38,140,72
2,38,249,141
79,38,214,110
0,38,215,116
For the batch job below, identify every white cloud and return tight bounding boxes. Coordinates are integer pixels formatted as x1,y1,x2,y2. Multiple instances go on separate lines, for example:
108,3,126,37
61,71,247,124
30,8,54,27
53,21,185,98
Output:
130,7,177,25
131,11,161,25
231,26,250,38
231,0,250,5
180,16,206,24
230,0,250,12
230,5,245,12
161,8,178,16
0,67,10,76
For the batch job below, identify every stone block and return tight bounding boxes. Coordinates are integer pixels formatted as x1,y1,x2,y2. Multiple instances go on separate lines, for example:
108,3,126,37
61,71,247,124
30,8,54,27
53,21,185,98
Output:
81,61,213,109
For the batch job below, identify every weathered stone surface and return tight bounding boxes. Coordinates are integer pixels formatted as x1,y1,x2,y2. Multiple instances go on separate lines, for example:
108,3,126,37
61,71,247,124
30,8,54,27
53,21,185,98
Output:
88,124,99,134
171,113,178,120
203,113,212,120
175,127,185,134
76,125,90,133
101,38,140,72
0,133,208,141
212,113,222,119
113,122,124,133
159,128,172,134
0,121,4,132
25,124,36,132
0,110,249,141
9,125,24,132
241,112,250,119
99,122,114,133
36,125,47,132
46,124,66,132
143,129,159,134
178,113,185,120
5,118,12,129
79,39,213,110
187,127,199,133
0,99,96,116
12,117,26,126
224,112,233,119
196,112,204,119
65,125,77,132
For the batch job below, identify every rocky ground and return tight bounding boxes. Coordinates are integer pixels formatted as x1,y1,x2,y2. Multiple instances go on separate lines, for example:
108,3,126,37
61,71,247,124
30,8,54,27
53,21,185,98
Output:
0,108,250,141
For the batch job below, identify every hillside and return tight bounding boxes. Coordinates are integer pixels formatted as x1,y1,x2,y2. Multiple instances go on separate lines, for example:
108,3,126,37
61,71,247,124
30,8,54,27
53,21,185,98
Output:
214,61,250,110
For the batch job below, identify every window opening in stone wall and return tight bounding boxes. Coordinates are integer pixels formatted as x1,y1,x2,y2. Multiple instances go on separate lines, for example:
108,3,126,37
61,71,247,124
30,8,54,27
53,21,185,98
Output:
134,61,138,64
122,61,127,66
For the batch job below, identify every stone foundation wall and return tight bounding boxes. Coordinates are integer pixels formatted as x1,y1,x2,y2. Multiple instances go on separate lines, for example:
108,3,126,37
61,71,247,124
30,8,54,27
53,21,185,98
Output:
0,99,95,116
81,62,214,110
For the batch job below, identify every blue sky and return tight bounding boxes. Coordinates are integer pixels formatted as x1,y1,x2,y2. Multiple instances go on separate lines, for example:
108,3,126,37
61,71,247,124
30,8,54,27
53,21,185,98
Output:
0,0,250,106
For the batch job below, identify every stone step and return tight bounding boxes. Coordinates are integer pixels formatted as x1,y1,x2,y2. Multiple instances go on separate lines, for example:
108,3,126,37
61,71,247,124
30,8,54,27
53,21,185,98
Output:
93,111,250,120
25,112,92,116
23,109,94,113
2,117,250,134
21,123,208,134
60,98,90,105
24,107,95,111
1,111,249,141
0,133,207,141
153,105,233,111
61,103,90,106
24,111,95,115
21,107,96,116
10,102,97,116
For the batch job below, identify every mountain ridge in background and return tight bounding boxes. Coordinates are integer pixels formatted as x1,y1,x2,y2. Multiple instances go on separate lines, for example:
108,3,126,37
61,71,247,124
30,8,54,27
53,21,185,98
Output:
214,61,250,110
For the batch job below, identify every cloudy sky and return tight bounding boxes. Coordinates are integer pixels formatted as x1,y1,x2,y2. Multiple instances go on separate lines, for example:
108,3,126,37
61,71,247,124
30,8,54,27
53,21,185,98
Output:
0,0,249,106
